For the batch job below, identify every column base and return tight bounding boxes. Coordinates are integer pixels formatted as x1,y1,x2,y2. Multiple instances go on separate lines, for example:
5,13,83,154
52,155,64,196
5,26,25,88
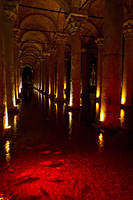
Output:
100,104,121,129
94,120,121,132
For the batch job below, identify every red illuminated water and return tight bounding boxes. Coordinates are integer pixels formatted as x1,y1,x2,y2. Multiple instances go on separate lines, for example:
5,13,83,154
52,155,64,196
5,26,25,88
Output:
0,91,133,199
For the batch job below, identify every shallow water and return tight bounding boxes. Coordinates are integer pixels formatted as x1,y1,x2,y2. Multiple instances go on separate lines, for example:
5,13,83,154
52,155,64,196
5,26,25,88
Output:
0,91,133,200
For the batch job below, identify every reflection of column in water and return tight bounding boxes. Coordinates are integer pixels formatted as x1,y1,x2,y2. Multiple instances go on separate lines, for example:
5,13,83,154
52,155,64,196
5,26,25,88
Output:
49,98,51,114
68,111,72,136
96,102,100,120
45,97,49,119
68,111,80,139
120,109,125,127
56,103,64,122
98,133,104,152
55,103,57,118
69,81,72,106
40,94,43,104
5,140,11,163
90,93,96,121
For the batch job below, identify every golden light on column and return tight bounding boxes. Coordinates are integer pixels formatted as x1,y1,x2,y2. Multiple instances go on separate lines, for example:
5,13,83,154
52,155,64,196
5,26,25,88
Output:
13,115,18,131
96,87,100,98
19,81,22,94
4,102,11,130
13,87,17,107
96,102,100,119
69,82,72,106
55,103,57,115
64,81,66,99
49,83,51,95
100,109,105,122
121,94,126,105
121,86,126,105
49,98,51,113
68,111,72,136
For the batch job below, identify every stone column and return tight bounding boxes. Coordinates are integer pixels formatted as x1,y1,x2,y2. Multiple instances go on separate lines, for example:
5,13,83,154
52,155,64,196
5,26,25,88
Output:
35,61,40,89
56,34,66,101
0,0,5,133
39,60,42,91
69,21,81,108
121,19,133,106
41,56,45,92
13,28,20,103
100,0,123,128
49,49,56,98
95,38,104,100
44,53,50,95
81,48,88,98
3,1,17,111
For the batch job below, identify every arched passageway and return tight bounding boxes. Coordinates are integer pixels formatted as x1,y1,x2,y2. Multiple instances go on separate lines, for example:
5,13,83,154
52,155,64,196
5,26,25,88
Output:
22,65,33,101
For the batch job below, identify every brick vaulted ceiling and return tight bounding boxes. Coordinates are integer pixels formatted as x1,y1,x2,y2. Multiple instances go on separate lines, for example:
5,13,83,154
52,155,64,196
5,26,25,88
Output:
16,0,133,66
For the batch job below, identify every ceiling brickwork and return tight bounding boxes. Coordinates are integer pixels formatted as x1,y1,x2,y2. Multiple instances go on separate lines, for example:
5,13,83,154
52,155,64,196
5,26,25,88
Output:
13,0,131,66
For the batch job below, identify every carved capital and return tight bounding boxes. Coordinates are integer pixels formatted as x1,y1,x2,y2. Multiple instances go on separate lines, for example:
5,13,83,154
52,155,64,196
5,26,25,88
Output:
4,0,18,24
123,19,133,39
66,13,88,35
95,38,104,47
56,33,68,44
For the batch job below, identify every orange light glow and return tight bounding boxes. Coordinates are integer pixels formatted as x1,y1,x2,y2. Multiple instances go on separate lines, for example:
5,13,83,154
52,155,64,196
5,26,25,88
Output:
121,89,126,104
13,88,17,107
64,81,66,99
98,133,104,151
96,88,100,98
121,96,126,105
5,140,11,163
19,81,22,93
49,83,51,95
69,82,72,106
55,103,57,114
96,102,100,118
4,103,11,130
68,111,72,136
100,110,105,122
120,109,125,125
49,98,51,113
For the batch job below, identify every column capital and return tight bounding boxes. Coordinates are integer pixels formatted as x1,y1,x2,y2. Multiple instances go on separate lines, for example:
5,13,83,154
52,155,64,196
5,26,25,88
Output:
66,13,88,35
4,0,18,24
56,33,68,44
95,38,104,47
123,19,133,39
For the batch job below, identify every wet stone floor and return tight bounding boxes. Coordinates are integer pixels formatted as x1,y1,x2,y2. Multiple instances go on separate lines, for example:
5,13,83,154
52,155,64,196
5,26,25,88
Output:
1,91,133,199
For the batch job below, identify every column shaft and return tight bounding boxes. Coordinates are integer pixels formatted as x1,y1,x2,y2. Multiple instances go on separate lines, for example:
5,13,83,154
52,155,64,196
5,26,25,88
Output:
122,21,133,106
101,0,123,127
56,42,65,101
70,34,81,108
49,51,55,97
95,38,104,99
